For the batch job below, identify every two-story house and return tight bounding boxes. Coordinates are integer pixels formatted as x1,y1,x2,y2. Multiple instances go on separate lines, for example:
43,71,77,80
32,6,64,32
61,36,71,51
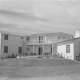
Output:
25,32,73,56
0,32,73,59
0,32,28,59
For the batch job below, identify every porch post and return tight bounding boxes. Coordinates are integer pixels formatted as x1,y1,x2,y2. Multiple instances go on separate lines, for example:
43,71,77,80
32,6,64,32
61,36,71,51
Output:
33,40,34,56
52,43,53,55
43,39,44,56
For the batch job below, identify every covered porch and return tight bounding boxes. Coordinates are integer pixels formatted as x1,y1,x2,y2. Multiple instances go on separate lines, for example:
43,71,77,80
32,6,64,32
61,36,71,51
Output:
24,43,57,57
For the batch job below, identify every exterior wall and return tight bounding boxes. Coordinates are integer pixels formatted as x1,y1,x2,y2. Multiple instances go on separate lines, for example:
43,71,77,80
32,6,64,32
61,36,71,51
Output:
44,36,48,43
47,35,58,43
0,33,1,58
74,39,80,60
45,33,73,44
30,35,40,43
30,33,73,44
57,43,74,60
1,34,25,59
56,34,73,42
52,43,57,55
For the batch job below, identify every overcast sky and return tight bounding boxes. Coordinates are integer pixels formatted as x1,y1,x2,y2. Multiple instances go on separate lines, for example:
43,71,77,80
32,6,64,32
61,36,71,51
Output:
0,0,80,35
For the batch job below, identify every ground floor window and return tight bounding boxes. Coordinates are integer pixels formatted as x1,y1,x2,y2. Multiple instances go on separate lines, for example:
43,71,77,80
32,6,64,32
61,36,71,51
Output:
4,46,8,53
66,44,70,53
18,47,22,54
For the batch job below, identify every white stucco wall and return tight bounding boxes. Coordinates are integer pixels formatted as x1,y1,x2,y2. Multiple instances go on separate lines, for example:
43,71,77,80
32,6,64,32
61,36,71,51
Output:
57,43,74,60
0,33,1,58
74,30,80,38
44,36,48,43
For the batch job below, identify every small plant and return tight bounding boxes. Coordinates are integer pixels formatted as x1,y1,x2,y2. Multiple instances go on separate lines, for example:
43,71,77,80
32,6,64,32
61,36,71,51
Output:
25,53,27,55
34,53,36,55
37,55,42,58
11,54,16,58
7,56,11,58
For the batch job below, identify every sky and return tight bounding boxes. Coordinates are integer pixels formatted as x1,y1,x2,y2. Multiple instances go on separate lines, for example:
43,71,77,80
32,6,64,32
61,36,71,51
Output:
0,0,80,35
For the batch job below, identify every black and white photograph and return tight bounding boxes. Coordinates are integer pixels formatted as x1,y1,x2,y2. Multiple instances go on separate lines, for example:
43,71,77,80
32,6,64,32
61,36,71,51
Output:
0,0,80,80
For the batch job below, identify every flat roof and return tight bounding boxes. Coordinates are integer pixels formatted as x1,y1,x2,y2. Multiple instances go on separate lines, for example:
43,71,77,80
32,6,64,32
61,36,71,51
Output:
31,32,73,36
0,31,30,37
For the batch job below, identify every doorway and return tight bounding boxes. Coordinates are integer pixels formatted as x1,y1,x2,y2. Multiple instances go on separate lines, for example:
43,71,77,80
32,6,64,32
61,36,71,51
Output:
38,47,43,55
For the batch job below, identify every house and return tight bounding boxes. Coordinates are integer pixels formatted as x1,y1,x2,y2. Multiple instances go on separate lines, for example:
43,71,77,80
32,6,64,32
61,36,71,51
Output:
0,32,28,59
56,37,80,60
25,32,73,56
0,32,73,59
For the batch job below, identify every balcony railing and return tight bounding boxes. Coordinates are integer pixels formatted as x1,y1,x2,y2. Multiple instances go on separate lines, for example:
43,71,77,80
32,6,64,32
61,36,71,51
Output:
26,40,45,44
25,39,58,45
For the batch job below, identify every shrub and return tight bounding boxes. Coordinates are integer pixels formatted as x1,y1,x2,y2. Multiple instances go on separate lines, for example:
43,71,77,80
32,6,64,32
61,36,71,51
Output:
34,53,36,55
11,54,16,58
25,53,27,55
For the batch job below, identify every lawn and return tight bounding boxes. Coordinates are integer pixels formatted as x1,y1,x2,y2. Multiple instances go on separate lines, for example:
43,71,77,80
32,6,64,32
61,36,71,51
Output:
0,57,80,80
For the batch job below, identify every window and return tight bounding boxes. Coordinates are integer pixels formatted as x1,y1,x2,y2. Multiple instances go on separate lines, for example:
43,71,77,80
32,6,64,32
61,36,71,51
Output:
26,47,30,51
26,37,30,41
4,46,8,53
62,36,66,39
66,45,70,53
58,36,61,39
4,34,8,40
39,36,43,43
18,47,22,53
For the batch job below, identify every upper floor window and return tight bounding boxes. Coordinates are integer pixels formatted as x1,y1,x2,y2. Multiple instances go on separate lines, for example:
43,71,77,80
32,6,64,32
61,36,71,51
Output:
26,37,30,41
66,45,70,53
62,36,66,39
39,36,43,43
4,34,8,40
58,36,61,39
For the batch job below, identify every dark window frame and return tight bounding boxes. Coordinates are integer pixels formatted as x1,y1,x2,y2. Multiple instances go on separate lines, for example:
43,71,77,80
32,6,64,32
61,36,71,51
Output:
66,45,70,53
4,34,8,40
39,36,43,43
58,36,61,39
62,36,66,39
4,46,8,53
26,37,30,41
18,47,22,54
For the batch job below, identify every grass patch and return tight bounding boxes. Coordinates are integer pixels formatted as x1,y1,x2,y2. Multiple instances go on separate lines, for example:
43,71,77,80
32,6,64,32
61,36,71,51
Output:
0,57,79,78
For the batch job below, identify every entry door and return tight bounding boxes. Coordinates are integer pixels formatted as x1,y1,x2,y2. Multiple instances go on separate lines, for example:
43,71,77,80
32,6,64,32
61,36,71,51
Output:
18,47,22,55
39,47,43,55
